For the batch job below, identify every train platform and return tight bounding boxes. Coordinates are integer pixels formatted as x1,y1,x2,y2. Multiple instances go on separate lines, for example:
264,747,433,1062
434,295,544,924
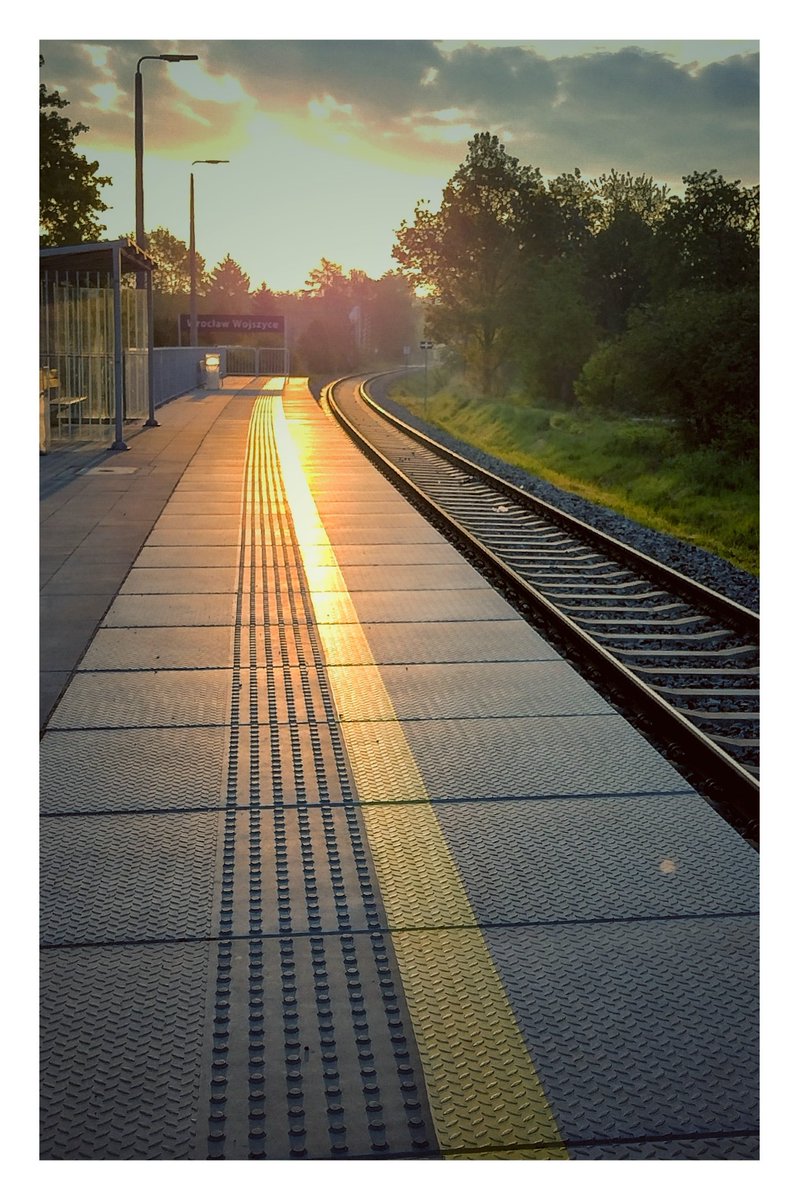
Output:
39,376,760,1161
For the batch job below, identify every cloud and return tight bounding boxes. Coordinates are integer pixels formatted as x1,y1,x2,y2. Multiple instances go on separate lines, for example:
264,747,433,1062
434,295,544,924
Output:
695,53,760,110
40,40,258,156
526,48,759,180
426,43,558,119
184,38,445,142
39,40,759,185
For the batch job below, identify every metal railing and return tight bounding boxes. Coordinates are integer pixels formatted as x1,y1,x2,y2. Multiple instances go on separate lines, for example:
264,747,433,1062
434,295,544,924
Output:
40,305,293,451
152,347,207,406
222,345,290,376
40,271,148,446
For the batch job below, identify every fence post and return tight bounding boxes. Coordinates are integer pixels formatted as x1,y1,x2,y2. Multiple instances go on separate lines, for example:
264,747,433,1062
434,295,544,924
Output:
111,244,128,451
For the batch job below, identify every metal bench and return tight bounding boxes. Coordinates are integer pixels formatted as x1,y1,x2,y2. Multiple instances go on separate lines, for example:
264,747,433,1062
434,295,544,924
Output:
49,394,87,434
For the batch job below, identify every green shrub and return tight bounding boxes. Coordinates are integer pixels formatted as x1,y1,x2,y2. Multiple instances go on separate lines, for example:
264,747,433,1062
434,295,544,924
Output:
387,375,758,572
576,287,758,451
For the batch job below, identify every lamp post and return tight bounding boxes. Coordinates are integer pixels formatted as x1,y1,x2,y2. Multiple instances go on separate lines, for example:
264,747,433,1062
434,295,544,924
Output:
190,160,229,347
134,53,198,248
133,52,197,427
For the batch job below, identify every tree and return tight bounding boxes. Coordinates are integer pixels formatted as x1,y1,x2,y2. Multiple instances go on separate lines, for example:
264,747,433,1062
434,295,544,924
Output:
40,59,112,246
296,318,338,374
592,169,671,229
369,271,418,363
657,170,759,293
304,258,348,297
123,227,204,295
205,254,251,310
298,259,361,370
583,172,671,334
576,287,758,450
251,281,277,312
393,133,551,396
546,169,603,249
516,258,600,405
586,208,659,334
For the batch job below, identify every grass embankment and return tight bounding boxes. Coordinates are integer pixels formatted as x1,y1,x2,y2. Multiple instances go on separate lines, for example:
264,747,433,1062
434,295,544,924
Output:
387,377,758,575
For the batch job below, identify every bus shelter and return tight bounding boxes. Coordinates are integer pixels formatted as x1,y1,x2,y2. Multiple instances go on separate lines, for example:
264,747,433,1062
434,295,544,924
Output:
40,239,156,453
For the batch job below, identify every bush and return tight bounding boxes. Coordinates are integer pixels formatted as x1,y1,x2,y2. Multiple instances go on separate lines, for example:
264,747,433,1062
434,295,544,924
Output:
575,287,758,450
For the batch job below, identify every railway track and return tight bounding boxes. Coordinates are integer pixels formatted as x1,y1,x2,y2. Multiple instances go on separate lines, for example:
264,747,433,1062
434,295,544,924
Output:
322,373,759,842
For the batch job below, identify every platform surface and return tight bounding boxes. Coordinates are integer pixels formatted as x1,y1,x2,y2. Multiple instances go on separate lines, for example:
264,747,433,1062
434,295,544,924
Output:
40,376,759,1161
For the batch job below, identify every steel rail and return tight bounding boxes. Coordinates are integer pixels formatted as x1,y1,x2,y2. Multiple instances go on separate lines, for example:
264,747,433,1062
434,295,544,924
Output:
321,374,759,837
360,376,758,637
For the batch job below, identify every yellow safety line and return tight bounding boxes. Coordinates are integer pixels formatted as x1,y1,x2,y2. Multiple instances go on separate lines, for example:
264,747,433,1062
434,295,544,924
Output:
267,380,568,1159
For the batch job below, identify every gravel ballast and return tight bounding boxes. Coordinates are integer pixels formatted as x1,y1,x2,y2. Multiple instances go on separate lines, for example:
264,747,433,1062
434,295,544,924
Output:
362,373,759,615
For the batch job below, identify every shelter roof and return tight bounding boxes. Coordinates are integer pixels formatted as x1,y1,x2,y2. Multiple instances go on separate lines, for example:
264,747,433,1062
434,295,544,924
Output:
39,238,155,275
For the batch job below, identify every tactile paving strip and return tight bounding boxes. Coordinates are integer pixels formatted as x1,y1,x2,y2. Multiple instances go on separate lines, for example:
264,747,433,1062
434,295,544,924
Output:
204,933,433,1159
220,803,383,937
197,386,438,1159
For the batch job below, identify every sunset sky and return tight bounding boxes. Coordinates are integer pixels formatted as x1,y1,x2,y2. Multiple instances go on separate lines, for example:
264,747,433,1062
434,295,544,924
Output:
37,27,760,294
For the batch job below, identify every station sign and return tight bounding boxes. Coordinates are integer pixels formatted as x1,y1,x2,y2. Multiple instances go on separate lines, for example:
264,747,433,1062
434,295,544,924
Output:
180,313,284,335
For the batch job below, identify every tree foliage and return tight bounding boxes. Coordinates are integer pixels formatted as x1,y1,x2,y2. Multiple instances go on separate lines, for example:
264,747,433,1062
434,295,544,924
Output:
124,227,205,296
392,131,759,450
251,281,277,312
575,287,758,449
140,233,418,368
657,170,759,293
394,133,552,395
40,60,112,246
205,254,252,310
516,258,600,405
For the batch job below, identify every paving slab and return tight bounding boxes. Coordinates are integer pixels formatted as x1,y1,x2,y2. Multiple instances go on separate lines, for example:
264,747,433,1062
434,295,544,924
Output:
40,376,759,1161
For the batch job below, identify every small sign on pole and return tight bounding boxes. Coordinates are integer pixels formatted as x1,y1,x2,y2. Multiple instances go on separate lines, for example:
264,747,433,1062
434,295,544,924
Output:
419,341,434,418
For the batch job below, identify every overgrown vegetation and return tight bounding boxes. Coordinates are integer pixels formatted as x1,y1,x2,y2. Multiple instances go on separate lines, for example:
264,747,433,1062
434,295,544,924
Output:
131,239,422,369
388,373,758,574
393,134,759,460
389,132,758,570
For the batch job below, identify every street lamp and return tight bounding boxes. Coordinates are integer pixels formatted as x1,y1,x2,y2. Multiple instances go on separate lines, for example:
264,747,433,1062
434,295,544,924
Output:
133,52,197,427
190,160,229,348
134,53,198,248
